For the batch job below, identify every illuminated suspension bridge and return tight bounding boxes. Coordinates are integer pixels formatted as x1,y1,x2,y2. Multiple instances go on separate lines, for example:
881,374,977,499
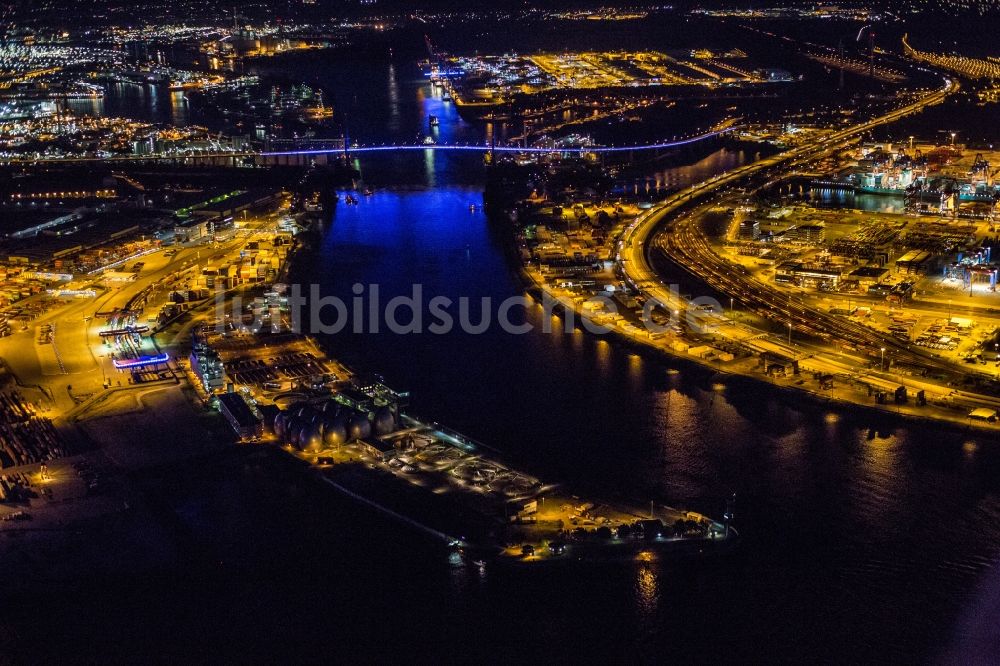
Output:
260,126,738,157
0,127,739,165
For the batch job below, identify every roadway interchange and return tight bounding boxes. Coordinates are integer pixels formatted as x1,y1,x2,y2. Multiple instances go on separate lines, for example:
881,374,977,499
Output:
618,76,1000,417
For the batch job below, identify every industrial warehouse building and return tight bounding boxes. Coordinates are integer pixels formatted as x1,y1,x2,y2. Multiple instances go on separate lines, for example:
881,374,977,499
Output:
848,266,889,286
360,438,397,462
737,219,761,241
217,392,262,440
782,223,826,244
775,261,841,288
895,250,934,275
190,344,225,392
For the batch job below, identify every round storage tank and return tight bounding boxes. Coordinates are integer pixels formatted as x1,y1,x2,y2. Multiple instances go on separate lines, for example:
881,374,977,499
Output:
287,401,310,417
286,417,303,446
273,412,288,439
322,418,347,447
296,426,313,451
347,413,372,441
302,425,324,453
372,406,396,436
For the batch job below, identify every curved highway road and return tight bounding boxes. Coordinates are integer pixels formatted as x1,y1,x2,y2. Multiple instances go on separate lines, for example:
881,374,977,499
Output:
616,76,1000,409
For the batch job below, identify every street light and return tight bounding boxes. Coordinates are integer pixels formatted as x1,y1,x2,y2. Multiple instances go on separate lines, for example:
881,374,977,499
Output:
880,347,886,372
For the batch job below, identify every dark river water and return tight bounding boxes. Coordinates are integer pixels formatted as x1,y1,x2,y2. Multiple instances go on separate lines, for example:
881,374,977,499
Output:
285,180,1000,664
11,25,1000,664
281,56,1000,662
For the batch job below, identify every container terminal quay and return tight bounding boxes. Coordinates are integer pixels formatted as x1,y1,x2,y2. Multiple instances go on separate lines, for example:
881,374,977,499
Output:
0,66,998,573
2,120,1000,573
0,191,732,567
507,73,1000,431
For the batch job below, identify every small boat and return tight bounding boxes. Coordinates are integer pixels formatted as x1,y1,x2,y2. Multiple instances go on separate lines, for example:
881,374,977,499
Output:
362,188,373,196
428,114,439,127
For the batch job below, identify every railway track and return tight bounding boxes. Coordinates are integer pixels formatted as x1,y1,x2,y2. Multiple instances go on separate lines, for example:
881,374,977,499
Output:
617,74,992,393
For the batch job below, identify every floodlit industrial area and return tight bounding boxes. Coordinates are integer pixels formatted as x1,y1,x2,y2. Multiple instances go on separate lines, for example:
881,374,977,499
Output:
3,0,1000,662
